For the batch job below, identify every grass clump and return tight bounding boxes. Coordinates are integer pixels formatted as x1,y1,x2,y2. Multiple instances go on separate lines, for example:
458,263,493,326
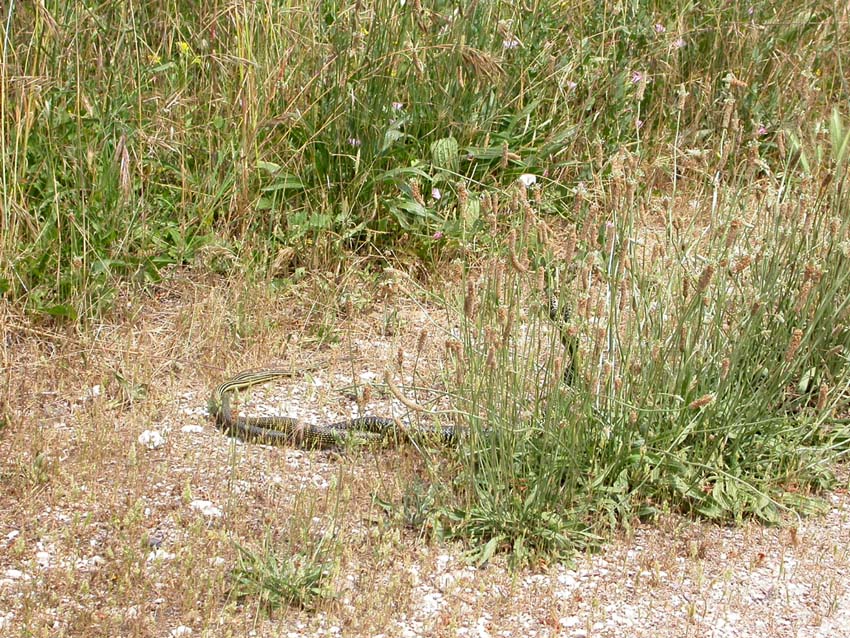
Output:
229,537,335,612
437,119,850,563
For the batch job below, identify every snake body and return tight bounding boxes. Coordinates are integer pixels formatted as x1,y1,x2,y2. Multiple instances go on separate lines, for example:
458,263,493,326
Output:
209,369,456,448
210,289,576,448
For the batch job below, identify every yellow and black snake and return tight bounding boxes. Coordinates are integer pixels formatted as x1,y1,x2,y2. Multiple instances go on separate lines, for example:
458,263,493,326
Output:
208,369,456,448
209,289,576,448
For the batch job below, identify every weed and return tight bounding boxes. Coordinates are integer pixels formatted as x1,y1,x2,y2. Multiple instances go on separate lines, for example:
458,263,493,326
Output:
229,537,335,612
440,153,850,563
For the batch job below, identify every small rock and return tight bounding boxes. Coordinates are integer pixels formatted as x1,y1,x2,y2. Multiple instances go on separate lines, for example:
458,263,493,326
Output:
147,549,175,562
190,500,222,518
3,569,30,581
181,425,204,434
138,430,166,449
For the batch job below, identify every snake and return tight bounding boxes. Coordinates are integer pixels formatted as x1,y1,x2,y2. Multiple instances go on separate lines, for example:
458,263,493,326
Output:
208,369,456,448
209,289,577,448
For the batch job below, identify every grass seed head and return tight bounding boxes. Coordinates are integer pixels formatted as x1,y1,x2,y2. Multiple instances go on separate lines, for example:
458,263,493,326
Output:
618,278,630,315
604,221,616,255
803,263,822,283
726,219,742,248
464,279,476,318
689,393,715,410
794,280,812,314
457,181,468,211
785,328,803,362
553,356,563,382
697,264,715,294
486,344,496,370
732,255,752,275
722,98,736,131
416,328,428,355
508,230,528,273
564,225,577,265
676,85,688,110
816,383,829,412
411,179,425,206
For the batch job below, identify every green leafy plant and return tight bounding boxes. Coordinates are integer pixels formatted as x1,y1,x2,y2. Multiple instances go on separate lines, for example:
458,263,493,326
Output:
230,538,334,612
439,148,850,563
6,1,843,320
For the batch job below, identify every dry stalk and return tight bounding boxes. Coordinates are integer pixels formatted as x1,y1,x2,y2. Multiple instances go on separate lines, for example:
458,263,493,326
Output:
383,369,427,412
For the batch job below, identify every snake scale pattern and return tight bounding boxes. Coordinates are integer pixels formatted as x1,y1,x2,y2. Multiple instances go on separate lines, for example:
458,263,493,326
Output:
209,293,575,448
208,369,455,448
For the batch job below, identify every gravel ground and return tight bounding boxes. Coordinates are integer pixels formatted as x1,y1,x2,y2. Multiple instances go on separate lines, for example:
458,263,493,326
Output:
2,283,849,637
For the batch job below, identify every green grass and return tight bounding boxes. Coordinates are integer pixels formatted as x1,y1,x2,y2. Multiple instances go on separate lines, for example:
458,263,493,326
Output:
3,0,847,317
439,154,850,564
230,538,335,612
3,0,850,590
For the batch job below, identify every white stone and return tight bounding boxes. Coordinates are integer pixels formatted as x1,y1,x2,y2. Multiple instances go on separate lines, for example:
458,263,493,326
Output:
558,572,578,587
138,430,166,449
190,500,222,518
147,549,175,562
3,569,29,581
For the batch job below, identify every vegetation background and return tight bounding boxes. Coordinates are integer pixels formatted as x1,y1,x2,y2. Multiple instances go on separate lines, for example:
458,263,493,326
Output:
3,0,850,631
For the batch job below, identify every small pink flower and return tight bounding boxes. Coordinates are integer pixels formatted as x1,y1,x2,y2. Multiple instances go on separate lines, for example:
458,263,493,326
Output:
654,23,666,33
631,71,643,84
432,231,444,240
673,38,686,49
756,126,767,136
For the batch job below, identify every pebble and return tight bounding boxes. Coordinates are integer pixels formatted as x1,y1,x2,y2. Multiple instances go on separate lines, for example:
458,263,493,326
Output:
138,429,166,449
189,500,222,518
